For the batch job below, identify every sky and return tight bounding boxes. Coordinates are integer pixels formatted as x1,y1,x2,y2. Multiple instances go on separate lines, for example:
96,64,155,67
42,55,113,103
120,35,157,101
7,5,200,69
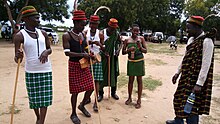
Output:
40,0,74,27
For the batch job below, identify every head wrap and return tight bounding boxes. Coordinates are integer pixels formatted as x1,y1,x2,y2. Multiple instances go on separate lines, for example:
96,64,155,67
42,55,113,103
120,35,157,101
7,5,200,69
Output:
72,10,87,21
108,18,119,28
90,15,100,23
21,6,39,18
187,16,205,26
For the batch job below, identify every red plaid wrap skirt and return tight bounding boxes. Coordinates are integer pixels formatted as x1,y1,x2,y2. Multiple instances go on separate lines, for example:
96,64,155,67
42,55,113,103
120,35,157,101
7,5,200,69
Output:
68,61,94,93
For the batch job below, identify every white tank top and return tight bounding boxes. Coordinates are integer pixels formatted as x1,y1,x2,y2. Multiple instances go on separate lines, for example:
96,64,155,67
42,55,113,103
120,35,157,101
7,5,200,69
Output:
20,28,52,73
103,29,109,42
86,28,100,54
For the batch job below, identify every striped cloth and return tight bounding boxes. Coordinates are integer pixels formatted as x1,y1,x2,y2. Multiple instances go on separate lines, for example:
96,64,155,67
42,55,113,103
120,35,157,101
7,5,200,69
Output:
90,62,103,81
69,61,94,93
173,37,214,118
25,72,52,109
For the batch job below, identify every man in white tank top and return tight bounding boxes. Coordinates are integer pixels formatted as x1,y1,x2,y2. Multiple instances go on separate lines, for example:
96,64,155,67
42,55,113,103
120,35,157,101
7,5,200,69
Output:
14,6,52,124
84,15,104,112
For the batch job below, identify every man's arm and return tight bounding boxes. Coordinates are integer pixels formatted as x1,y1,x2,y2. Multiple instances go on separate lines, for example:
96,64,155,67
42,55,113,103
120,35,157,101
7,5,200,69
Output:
39,30,52,63
62,32,89,59
14,32,24,63
196,38,214,86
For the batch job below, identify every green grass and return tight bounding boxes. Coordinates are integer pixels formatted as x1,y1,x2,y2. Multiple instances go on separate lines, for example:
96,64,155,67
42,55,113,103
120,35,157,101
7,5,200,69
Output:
118,73,162,91
147,43,181,56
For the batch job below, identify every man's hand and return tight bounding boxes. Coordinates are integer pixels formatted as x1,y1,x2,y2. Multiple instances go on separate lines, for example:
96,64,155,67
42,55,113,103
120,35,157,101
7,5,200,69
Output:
192,85,202,93
39,50,49,63
172,73,179,84
14,49,24,63
82,53,90,60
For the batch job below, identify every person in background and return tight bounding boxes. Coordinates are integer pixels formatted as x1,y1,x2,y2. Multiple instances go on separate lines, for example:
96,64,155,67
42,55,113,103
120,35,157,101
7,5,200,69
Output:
98,18,123,102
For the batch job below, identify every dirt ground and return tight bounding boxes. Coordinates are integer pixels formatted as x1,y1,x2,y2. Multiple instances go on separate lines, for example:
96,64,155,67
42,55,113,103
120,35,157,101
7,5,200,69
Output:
0,40,220,124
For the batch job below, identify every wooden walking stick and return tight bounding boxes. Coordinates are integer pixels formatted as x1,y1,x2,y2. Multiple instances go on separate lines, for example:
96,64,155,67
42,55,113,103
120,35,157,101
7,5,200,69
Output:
10,44,22,124
86,40,102,124
108,55,110,99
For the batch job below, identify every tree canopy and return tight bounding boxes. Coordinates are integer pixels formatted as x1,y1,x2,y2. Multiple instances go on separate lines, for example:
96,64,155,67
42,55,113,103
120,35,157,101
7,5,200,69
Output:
1,0,70,30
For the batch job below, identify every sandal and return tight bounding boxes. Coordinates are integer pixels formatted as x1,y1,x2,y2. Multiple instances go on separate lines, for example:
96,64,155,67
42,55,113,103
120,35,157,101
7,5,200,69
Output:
135,100,141,109
125,98,132,105
93,104,98,112
70,115,81,124
78,104,91,117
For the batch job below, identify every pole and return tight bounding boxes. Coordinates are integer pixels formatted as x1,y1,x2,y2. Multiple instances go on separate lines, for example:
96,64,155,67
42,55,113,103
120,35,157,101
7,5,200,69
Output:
10,45,22,124
108,55,110,99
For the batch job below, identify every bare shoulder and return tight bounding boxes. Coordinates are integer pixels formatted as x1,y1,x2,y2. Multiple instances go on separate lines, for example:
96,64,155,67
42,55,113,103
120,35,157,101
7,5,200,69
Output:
14,31,24,43
40,29,48,37
62,32,71,40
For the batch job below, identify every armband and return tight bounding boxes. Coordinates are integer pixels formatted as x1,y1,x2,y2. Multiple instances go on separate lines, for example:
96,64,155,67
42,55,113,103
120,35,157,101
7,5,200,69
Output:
64,49,70,53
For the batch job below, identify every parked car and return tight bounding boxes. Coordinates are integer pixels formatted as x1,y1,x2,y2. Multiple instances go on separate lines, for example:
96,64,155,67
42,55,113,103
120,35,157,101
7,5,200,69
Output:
41,27,59,44
143,32,152,42
152,32,164,43
120,32,132,41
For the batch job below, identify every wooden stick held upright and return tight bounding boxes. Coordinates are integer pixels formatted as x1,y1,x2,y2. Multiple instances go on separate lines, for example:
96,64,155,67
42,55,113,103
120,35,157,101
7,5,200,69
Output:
86,40,102,124
10,44,22,124
108,55,110,98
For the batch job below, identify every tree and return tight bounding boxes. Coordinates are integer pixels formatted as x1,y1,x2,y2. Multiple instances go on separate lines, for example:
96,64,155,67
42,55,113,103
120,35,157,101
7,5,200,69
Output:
1,0,70,31
185,0,220,39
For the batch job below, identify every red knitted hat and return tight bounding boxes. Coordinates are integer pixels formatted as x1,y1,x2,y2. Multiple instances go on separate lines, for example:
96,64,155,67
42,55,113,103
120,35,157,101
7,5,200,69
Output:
72,10,87,21
108,18,118,28
90,15,100,23
187,16,205,26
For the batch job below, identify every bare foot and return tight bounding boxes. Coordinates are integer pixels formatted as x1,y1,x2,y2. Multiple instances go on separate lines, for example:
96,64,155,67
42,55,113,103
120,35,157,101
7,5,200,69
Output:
125,98,132,105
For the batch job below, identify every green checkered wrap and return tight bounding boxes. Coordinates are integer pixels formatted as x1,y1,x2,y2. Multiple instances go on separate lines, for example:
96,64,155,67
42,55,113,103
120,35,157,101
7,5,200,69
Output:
90,62,103,81
25,72,52,109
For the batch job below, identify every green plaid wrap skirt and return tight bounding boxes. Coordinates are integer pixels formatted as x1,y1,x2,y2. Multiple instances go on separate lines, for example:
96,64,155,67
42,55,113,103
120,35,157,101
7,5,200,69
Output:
90,62,103,81
25,72,52,109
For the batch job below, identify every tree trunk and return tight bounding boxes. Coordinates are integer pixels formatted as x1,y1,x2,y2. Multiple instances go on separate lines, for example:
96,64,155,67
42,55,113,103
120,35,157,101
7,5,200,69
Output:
3,0,15,30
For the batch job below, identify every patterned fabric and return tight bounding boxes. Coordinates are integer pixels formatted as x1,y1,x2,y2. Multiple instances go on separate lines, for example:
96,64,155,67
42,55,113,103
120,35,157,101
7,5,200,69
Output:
173,37,214,118
25,72,52,109
90,62,103,81
69,61,94,93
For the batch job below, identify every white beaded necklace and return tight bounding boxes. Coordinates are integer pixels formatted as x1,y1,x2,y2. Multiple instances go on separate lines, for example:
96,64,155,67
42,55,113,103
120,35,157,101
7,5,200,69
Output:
24,27,37,34
71,30,80,37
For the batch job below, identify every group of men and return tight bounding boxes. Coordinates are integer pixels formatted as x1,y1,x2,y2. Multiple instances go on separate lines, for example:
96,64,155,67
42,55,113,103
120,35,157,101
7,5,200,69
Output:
13,5,215,124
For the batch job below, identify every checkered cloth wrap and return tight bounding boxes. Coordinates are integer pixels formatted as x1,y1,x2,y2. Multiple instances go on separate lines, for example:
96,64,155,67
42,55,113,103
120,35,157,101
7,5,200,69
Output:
69,61,94,93
173,37,214,118
25,72,52,109
90,62,103,81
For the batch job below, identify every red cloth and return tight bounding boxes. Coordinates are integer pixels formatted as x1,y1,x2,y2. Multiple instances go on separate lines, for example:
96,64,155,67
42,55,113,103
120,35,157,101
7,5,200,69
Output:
68,61,94,93
72,10,87,21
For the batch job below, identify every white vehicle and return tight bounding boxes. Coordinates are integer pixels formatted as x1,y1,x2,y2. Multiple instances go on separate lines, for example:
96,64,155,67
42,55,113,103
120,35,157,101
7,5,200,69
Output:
120,32,132,41
152,32,164,43
41,27,59,44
